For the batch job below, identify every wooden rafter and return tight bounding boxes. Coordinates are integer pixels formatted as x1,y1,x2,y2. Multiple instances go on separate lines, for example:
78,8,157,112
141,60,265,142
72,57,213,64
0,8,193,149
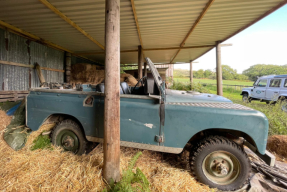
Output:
76,45,215,55
130,0,144,48
39,0,105,50
0,20,96,63
170,0,215,63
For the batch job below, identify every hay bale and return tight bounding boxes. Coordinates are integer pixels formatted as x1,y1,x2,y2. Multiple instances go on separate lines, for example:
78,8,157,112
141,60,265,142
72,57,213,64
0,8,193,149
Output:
120,73,138,86
70,63,138,87
0,110,210,191
0,110,12,130
267,135,287,158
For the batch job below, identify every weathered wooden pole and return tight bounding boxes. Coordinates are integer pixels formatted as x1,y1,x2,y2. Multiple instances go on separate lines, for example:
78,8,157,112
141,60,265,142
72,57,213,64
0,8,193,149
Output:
65,52,71,83
189,60,193,87
216,41,223,96
138,45,143,79
144,62,147,77
103,0,121,183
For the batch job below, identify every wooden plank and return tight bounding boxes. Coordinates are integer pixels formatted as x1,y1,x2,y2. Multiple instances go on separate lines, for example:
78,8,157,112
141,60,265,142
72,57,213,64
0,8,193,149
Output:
138,45,143,79
76,45,215,55
0,60,65,72
0,91,29,95
40,67,65,73
0,94,27,99
35,63,46,84
216,41,223,96
0,60,34,68
130,0,143,47
0,97,25,102
39,0,105,50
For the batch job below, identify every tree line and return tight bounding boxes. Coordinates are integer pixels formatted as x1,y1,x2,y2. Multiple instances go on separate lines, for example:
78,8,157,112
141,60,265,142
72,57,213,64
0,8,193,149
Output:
174,64,287,81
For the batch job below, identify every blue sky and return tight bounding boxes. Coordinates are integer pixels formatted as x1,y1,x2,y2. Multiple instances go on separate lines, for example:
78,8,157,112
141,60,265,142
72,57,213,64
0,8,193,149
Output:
175,4,287,73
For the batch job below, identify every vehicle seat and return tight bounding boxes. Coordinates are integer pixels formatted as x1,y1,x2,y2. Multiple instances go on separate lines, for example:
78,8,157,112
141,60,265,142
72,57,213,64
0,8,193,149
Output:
96,83,125,94
120,82,131,94
96,83,105,93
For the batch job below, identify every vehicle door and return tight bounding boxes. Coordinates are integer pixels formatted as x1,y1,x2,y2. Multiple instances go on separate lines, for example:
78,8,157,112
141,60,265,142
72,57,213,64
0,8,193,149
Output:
266,78,282,101
251,79,267,99
280,79,287,98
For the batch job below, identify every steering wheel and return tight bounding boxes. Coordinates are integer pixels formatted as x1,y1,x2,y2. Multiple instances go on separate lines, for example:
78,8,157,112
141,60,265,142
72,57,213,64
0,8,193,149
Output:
133,76,147,92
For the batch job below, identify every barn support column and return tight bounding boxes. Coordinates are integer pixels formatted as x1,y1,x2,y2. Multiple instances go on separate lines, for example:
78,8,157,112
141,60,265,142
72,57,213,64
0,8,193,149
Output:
144,62,147,77
189,60,193,87
65,52,71,83
103,0,121,183
138,45,143,79
216,41,223,96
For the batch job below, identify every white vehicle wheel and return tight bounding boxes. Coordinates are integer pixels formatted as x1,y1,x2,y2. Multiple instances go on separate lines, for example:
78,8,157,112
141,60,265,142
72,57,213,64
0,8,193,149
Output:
242,94,249,103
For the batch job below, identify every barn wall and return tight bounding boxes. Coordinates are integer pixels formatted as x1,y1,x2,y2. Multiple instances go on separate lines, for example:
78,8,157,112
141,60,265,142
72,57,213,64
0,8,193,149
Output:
0,28,64,90
0,28,98,91
156,64,174,79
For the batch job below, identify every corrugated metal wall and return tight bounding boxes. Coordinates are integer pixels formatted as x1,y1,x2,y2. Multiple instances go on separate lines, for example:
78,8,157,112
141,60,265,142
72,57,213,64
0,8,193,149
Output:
0,27,65,90
0,28,30,90
0,27,108,91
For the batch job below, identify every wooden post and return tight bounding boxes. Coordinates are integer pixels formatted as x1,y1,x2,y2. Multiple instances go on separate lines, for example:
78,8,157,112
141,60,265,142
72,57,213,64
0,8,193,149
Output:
65,52,71,83
144,62,147,77
138,45,143,79
189,60,193,88
103,0,121,183
216,41,223,96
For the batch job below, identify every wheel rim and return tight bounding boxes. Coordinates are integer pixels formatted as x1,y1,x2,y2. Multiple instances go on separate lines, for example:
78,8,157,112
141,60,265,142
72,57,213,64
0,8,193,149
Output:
202,151,241,185
242,96,248,102
56,130,79,153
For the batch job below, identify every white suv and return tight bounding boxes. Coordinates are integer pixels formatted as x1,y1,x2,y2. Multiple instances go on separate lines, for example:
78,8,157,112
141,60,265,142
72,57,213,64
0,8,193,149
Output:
241,75,287,110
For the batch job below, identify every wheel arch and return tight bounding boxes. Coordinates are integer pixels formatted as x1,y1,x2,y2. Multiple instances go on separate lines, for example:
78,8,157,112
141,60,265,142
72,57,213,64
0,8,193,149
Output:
185,128,257,151
40,113,86,138
241,91,249,96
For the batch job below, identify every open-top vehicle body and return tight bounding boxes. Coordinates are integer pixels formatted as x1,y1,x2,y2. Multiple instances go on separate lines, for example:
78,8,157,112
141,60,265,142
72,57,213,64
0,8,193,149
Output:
26,58,273,191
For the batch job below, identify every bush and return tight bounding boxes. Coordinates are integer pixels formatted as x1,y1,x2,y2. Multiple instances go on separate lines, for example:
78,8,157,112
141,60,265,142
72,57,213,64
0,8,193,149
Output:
170,81,210,93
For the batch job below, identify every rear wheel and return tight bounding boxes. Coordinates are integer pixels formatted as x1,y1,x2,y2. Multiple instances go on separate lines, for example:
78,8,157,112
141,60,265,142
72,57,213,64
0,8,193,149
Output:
52,120,87,155
190,136,250,191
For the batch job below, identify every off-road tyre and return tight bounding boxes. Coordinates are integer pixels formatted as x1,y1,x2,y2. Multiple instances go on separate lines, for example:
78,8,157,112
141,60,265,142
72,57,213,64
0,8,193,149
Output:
190,136,250,191
242,93,249,103
52,119,87,155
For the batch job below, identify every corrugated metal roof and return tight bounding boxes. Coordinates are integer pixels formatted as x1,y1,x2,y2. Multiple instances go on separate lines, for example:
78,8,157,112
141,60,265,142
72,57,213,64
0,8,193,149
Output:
0,0,286,64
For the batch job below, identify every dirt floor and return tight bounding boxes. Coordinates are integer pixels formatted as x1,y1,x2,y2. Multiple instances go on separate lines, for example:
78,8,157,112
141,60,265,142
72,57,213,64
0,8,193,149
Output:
267,135,287,163
0,110,210,192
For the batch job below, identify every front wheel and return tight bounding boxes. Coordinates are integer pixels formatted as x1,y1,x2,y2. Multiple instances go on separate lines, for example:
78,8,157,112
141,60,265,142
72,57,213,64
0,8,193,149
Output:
52,119,87,155
190,136,250,191
242,93,250,103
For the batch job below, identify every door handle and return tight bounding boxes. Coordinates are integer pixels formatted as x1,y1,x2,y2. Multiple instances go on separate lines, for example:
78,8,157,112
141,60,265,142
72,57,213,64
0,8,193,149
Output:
274,92,278,93
262,91,265,92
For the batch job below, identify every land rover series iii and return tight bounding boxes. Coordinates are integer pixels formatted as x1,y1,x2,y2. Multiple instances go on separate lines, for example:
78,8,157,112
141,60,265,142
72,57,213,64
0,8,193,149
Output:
26,58,272,191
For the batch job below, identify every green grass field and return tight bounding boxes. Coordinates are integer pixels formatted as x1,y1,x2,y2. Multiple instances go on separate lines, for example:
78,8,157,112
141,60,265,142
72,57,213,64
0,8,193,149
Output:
174,77,254,86
170,80,287,136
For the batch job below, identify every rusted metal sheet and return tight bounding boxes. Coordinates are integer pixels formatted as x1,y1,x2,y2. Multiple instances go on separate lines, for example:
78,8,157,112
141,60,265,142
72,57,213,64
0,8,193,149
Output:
0,28,64,90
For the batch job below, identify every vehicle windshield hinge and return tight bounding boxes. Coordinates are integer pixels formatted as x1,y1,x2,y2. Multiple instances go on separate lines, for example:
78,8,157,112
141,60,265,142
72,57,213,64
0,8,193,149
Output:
155,135,164,143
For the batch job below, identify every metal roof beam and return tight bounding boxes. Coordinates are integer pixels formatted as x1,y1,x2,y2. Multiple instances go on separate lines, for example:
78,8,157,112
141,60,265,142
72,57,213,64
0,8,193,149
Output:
39,0,105,50
0,20,97,63
170,0,215,63
76,45,215,55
